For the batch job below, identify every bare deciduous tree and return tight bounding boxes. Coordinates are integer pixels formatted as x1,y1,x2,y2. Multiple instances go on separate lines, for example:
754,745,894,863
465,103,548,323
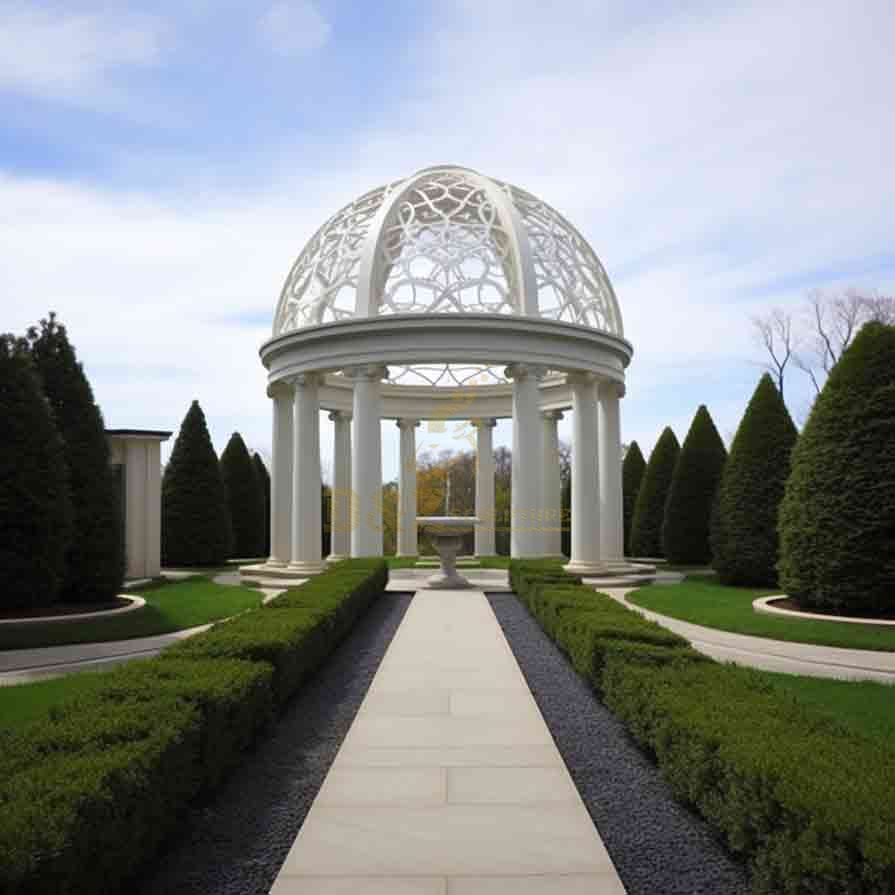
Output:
753,288,894,398
751,307,795,398
795,288,895,395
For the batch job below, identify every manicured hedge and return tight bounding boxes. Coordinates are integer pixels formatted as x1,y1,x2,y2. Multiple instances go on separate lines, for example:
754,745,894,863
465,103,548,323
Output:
630,427,680,558
711,374,797,587
0,335,72,609
0,560,387,894
778,321,895,614
662,405,727,565
510,560,895,894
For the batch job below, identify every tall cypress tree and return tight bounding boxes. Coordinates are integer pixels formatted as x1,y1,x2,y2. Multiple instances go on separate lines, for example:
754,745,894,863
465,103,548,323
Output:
779,322,895,614
622,442,646,557
27,314,124,602
220,433,266,558
162,401,232,566
712,374,797,586
0,335,73,609
662,405,727,565
253,453,271,556
630,428,680,558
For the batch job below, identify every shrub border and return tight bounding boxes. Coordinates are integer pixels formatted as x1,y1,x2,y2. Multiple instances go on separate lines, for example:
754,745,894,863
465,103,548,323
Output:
0,559,388,895
509,559,895,895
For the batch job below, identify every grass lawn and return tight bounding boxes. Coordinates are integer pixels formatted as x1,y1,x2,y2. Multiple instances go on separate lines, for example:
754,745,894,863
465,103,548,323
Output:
0,578,263,651
763,672,895,743
627,577,895,652
385,555,510,569
0,669,113,728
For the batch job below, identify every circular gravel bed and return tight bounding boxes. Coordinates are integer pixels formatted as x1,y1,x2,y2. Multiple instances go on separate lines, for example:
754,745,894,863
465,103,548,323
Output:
486,592,750,895
136,592,413,895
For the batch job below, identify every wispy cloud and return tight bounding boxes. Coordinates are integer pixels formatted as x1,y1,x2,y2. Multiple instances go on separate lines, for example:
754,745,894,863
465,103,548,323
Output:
0,5,162,102
259,1,331,57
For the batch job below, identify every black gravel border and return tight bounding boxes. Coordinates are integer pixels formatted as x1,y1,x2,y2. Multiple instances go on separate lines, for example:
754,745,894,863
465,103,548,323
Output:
135,592,413,895
486,592,751,895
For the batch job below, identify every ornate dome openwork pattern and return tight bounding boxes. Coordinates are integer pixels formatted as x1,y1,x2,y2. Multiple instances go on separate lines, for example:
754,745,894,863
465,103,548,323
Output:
273,165,623,338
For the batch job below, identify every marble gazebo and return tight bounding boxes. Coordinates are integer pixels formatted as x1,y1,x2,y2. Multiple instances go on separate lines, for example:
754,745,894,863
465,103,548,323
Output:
245,165,638,578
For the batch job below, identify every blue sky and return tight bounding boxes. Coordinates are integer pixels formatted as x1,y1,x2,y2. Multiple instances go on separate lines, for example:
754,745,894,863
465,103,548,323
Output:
2,0,893,479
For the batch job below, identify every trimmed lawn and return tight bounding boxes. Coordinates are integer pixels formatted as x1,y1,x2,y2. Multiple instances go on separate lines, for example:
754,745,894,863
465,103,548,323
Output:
763,672,895,743
0,578,263,650
627,577,895,652
385,555,510,569
0,669,112,728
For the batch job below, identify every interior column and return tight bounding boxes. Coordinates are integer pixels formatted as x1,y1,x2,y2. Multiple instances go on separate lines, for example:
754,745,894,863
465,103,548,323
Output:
349,364,387,557
541,410,564,557
599,381,625,567
327,410,351,562
472,418,497,557
268,381,294,566
289,373,325,575
565,372,604,575
396,418,420,556
507,364,544,558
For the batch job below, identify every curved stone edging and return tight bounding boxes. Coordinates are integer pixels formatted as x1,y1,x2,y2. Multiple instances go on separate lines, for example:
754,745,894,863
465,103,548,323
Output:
754,595,895,626
0,595,146,627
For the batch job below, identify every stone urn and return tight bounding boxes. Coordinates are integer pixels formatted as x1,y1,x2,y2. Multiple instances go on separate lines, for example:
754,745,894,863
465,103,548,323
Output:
417,516,480,589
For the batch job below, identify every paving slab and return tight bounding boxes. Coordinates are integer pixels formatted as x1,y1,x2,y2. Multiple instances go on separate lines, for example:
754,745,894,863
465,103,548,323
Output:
270,588,625,893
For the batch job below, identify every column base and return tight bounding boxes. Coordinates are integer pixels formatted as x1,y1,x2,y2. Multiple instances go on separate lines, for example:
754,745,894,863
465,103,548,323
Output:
602,559,658,575
266,557,289,568
325,554,349,564
563,559,609,576
288,560,327,576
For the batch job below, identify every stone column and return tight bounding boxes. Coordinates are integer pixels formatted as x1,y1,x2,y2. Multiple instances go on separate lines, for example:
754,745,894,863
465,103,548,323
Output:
396,418,420,556
289,373,325,575
541,410,564,557
599,381,625,567
564,373,604,575
327,411,351,562
506,364,545,558
348,364,387,557
472,418,497,557
268,381,294,566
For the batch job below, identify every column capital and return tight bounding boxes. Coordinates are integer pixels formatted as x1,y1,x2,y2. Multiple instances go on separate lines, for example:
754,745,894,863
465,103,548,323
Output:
504,363,548,382
471,417,498,429
396,418,421,430
328,410,352,422
541,409,564,422
565,371,598,387
599,379,626,399
343,363,389,382
285,371,324,389
266,379,294,400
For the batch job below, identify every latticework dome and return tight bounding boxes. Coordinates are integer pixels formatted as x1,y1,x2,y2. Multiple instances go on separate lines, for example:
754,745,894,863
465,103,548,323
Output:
273,165,623,339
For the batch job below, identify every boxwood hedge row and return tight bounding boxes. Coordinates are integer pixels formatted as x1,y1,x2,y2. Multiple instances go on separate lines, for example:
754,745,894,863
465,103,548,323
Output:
0,559,387,895
509,560,895,894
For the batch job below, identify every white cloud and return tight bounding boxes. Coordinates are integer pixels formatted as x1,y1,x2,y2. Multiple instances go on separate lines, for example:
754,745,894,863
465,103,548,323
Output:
259,1,331,57
4,0,894,478
0,5,161,102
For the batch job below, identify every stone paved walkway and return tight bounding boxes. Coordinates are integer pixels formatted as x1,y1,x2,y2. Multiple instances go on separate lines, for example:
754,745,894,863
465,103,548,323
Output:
270,587,625,894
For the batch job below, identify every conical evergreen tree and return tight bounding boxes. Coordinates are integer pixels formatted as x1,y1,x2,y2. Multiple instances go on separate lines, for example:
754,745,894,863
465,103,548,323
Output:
622,442,646,557
779,322,895,614
0,335,73,608
220,433,265,558
162,401,232,566
26,313,123,602
711,375,797,586
662,406,727,564
630,428,679,558
253,453,271,556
